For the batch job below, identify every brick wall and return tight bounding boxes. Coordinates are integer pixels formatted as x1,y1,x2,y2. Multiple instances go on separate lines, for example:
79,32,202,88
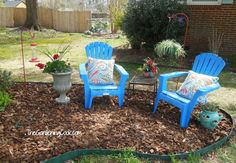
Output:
187,2,236,56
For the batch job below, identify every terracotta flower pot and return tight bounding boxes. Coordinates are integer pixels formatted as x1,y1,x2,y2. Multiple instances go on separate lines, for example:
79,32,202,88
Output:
51,71,72,104
143,72,155,78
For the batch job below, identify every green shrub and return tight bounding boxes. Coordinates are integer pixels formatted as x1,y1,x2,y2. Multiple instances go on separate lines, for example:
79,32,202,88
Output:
223,55,236,69
122,0,188,49
154,39,186,58
0,70,13,91
90,20,108,33
0,91,11,112
129,36,142,49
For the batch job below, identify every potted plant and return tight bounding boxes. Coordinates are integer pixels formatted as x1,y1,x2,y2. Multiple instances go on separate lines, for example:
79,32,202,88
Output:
199,102,223,130
36,44,72,104
142,57,158,78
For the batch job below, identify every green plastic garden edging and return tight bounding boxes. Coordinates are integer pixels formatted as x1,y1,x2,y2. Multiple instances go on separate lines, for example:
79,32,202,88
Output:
43,109,235,163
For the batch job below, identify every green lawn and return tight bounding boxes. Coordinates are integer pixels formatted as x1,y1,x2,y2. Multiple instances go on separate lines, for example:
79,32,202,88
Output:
0,28,235,163
0,28,128,83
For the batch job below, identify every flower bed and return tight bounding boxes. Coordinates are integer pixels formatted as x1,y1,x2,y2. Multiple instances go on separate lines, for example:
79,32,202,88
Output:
0,83,233,162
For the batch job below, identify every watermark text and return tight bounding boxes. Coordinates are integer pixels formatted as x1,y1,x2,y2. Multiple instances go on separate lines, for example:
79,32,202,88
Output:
25,129,81,137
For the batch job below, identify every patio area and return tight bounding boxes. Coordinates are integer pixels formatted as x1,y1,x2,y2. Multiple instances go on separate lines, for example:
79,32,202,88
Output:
0,83,233,161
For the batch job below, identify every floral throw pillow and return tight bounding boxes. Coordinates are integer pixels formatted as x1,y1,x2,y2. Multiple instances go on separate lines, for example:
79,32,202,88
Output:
176,71,219,103
87,57,115,84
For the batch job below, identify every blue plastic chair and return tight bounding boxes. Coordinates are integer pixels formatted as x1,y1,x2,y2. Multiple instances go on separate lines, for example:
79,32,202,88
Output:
153,53,225,128
79,42,129,109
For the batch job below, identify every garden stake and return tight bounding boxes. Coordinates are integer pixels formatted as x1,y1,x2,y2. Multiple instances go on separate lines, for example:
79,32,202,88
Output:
20,28,35,89
20,29,27,89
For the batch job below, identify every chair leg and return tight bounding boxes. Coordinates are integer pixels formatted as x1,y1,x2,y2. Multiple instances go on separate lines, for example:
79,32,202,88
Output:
84,96,88,109
118,91,125,108
180,108,192,128
153,94,160,113
88,95,93,109
84,89,90,110
85,99,91,110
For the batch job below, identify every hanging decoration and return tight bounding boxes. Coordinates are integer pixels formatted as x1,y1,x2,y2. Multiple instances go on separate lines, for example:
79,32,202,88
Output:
29,42,40,62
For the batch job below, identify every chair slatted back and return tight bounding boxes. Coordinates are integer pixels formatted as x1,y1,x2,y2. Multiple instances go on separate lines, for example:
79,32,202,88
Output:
85,42,113,60
192,53,225,77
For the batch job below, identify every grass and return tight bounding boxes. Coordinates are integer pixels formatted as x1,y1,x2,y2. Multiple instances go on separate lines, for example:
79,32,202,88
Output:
0,28,128,83
74,149,145,163
217,139,236,163
0,28,235,162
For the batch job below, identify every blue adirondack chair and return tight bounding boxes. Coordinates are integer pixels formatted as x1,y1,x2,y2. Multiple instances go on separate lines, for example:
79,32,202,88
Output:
153,53,225,128
79,42,129,109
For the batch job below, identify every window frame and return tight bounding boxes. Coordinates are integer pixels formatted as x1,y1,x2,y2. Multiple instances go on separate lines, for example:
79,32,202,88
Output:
186,0,222,5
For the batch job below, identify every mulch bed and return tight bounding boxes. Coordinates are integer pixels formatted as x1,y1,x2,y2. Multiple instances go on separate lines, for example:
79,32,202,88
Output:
0,83,232,162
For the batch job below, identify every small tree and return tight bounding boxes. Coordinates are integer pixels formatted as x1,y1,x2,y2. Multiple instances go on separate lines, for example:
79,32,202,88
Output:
109,0,128,33
24,0,41,30
122,0,188,49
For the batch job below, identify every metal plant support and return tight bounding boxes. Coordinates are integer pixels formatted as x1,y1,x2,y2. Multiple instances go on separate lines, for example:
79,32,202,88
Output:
20,28,35,89
168,13,189,89
168,13,189,48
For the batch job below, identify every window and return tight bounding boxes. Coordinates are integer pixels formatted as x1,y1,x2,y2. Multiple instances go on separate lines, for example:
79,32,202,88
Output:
187,0,222,5
182,0,234,5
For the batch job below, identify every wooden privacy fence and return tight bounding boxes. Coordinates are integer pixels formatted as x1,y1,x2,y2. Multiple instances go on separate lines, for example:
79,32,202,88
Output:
0,8,14,27
52,10,91,33
0,7,91,33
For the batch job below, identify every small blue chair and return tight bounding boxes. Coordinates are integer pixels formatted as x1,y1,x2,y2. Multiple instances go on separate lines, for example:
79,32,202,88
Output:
153,53,225,128
79,42,129,109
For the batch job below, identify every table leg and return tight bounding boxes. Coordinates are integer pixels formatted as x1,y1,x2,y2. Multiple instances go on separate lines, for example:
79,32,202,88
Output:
153,82,157,105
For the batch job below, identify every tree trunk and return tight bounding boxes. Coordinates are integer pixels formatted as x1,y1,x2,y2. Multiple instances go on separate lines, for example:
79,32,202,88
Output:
24,0,41,30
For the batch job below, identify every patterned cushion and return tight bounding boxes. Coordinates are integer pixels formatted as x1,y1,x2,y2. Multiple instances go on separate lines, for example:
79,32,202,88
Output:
87,57,115,84
176,71,219,103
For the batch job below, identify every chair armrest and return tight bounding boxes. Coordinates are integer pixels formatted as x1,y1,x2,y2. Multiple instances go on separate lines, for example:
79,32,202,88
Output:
187,83,220,106
194,83,221,97
159,72,188,91
115,64,129,77
79,64,89,83
160,71,188,80
115,64,129,87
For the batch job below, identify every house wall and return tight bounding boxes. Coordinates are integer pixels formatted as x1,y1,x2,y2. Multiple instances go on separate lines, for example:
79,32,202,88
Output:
188,2,236,56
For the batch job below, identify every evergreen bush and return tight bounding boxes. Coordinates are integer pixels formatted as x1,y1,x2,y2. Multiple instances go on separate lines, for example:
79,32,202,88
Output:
122,0,188,49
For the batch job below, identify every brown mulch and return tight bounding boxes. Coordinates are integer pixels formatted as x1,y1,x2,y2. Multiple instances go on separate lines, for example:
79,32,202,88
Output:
0,83,233,162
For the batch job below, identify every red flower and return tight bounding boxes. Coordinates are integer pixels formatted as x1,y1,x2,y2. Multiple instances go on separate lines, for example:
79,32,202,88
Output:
147,59,153,66
36,63,45,69
53,53,60,60
151,67,157,73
